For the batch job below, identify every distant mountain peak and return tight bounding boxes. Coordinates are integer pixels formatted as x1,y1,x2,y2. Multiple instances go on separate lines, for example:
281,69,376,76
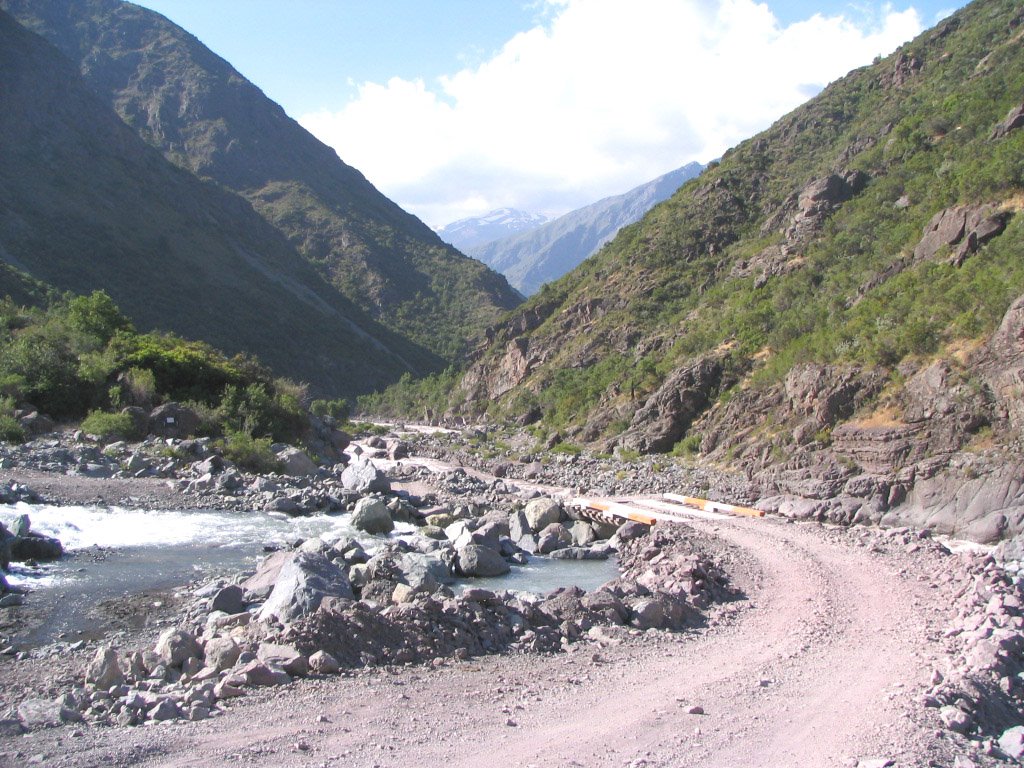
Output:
438,208,549,252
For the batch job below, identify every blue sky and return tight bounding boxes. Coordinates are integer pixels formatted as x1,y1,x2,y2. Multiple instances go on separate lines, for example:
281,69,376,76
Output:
135,0,969,227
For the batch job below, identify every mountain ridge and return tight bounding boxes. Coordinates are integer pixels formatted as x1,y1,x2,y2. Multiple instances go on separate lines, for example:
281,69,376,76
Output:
0,8,433,396
438,208,549,253
468,162,705,295
1,0,522,361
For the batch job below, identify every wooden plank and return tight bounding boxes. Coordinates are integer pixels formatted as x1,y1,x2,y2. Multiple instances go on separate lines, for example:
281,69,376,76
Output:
663,493,765,518
634,498,728,521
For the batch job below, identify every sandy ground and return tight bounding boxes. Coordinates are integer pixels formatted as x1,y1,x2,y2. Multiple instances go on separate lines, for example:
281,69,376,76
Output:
2,506,972,768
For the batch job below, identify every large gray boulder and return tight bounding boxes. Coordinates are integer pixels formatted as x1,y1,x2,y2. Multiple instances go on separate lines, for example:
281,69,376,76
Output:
524,498,562,532
155,628,201,668
397,552,453,592
148,403,201,439
350,497,394,535
536,522,573,554
276,446,318,476
203,636,241,672
85,646,124,689
257,551,353,623
341,456,391,493
456,544,510,577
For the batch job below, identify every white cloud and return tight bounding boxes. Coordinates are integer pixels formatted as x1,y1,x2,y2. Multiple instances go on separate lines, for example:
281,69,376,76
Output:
300,0,924,228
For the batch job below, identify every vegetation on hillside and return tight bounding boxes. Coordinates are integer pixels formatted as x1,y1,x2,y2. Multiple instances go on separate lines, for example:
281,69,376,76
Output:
375,0,1024,447
0,291,315,449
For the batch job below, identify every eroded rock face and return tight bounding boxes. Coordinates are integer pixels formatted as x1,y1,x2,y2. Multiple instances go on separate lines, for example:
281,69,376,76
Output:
990,102,1024,140
913,204,1011,265
617,357,723,454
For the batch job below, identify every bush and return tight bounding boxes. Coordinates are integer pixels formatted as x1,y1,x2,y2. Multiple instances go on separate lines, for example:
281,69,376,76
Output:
81,410,142,440
0,414,25,444
221,430,282,474
674,434,702,456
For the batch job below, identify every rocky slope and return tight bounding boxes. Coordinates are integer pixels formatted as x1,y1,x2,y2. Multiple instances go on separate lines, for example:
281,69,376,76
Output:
455,0,1024,542
469,162,704,295
0,10,428,397
1,0,521,361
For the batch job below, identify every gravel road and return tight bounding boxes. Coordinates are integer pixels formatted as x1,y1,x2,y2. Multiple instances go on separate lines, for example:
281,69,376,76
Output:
5,508,982,768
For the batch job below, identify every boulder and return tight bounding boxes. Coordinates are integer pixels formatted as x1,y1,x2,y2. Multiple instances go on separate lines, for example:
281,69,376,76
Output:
257,551,354,623
351,497,394,535
85,646,124,690
456,544,510,577
241,659,291,687
264,496,302,515
308,650,341,675
340,457,390,493
536,523,573,554
397,552,453,591
17,698,83,729
10,533,63,561
19,411,54,436
155,628,201,668
210,584,246,614
257,642,309,677
998,725,1024,761
148,402,201,439
276,446,318,476
242,550,292,596
524,498,562,532
203,636,241,672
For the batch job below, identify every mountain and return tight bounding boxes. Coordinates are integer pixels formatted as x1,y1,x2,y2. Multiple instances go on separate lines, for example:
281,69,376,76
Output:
454,0,1024,541
437,208,550,253
469,163,705,295
1,0,521,361
0,8,432,397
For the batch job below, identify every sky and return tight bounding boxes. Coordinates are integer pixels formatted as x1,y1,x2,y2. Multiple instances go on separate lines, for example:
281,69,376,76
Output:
135,0,968,228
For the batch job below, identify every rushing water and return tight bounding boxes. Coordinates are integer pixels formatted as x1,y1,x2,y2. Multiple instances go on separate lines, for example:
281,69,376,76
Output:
0,503,618,647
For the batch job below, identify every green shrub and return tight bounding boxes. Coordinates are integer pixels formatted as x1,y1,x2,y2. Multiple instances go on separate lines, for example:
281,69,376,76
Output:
81,410,141,440
674,434,702,456
221,430,282,474
0,414,25,443
310,397,350,422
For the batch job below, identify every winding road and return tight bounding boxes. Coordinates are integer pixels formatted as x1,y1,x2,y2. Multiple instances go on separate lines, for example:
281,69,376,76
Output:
14,460,971,768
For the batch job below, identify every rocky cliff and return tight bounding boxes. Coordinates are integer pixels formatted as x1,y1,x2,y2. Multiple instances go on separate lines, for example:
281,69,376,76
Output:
454,0,1024,541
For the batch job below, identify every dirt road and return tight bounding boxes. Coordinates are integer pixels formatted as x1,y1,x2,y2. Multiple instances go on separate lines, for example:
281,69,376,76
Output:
9,507,972,768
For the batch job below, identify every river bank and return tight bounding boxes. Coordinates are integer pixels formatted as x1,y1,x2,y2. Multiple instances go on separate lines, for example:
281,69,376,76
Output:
1,425,1023,766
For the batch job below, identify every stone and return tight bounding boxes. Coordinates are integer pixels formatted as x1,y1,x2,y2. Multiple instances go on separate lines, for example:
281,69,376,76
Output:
148,699,181,722
155,628,201,668
456,544,510,577
10,533,63,561
241,660,291,687
257,551,354,623
257,642,309,677
523,498,562,532
308,650,341,675
991,102,1024,140
210,584,245,614
148,403,200,439
242,550,293,595
85,646,124,690
397,552,453,591
998,725,1024,761
340,457,390,493
203,636,241,672
264,496,302,515
18,698,83,729
276,446,318,476
536,522,573,554
569,521,597,547
630,598,665,630
350,497,394,535
939,705,973,734
213,680,245,699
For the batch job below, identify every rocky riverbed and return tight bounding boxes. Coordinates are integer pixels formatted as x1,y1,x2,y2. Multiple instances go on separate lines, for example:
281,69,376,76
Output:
1,424,1023,766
